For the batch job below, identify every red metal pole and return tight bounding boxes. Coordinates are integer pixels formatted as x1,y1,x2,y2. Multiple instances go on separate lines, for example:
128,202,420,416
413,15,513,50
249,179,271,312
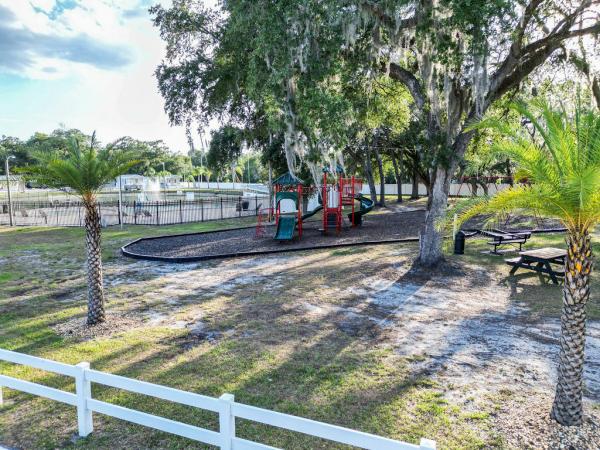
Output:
351,175,355,226
322,171,327,234
298,184,302,239
337,177,342,233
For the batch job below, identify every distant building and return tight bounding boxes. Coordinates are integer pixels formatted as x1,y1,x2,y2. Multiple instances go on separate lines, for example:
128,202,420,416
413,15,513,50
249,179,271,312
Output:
0,175,25,192
113,174,146,191
161,175,181,188
106,174,183,192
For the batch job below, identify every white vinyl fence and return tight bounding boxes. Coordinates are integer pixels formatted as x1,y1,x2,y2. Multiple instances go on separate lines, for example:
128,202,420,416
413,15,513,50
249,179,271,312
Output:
0,348,436,450
361,183,512,197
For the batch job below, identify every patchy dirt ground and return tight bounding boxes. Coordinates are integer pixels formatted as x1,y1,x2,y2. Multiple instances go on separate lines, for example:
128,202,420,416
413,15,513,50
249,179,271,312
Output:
109,247,600,397
1,220,599,449
52,313,145,340
117,247,600,447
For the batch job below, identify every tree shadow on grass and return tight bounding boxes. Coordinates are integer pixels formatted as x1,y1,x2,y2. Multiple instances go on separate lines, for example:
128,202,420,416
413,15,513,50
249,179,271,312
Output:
2,247,535,449
503,272,600,401
95,260,514,448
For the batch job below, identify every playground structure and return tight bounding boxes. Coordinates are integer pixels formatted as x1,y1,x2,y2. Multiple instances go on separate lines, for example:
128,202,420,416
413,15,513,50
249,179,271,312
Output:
269,169,374,241
322,170,372,233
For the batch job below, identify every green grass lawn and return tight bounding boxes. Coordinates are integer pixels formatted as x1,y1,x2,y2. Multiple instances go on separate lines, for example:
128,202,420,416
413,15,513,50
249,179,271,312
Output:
0,219,597,449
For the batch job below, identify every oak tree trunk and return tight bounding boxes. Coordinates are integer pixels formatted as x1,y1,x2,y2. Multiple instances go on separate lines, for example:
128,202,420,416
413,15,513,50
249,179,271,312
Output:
391,151,403,202
481,182,489,196
470,181,478,197
364,146,378,204
84,200,106,325
374,147,386,207
506,158,513,187
417,167,451,267
552,230,592,426
411,161,419,199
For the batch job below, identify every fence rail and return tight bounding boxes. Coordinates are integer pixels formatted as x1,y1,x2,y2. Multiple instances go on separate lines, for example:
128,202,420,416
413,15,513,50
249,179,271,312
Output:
0,348,436,450
0,195,268,227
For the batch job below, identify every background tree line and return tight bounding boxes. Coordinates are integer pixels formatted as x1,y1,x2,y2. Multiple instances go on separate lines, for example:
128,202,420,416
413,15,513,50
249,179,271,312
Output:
0,128,263,184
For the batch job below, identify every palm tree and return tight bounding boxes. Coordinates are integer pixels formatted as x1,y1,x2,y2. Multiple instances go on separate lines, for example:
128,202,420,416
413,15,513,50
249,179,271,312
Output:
450,100,600,426
27,133,137,325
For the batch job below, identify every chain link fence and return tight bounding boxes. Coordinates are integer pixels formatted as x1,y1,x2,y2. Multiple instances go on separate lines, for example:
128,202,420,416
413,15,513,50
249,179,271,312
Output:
0,195,268,227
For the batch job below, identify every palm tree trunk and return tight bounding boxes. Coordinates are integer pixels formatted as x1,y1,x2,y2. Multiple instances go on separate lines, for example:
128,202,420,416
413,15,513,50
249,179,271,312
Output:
551,229,592,426
84,199,106,325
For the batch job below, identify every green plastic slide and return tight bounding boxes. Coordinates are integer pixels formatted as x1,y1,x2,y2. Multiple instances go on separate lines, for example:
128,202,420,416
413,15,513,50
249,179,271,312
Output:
274,216,296,240
347,194,374,225
301,205,323,221
357,194,374,214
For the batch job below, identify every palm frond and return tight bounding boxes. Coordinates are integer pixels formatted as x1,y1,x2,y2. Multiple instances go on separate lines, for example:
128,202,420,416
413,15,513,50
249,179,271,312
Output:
445,101,600,236
23,133,139,199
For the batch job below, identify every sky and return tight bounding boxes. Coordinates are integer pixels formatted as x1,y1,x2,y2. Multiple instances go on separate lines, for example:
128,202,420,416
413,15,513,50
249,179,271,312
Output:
0,0,202,153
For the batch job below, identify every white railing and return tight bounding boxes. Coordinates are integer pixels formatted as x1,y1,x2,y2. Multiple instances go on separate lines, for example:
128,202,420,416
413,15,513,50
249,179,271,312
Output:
0,348,436,450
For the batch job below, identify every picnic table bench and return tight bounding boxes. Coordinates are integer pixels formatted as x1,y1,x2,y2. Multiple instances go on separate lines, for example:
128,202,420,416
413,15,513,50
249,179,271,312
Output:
505,247,566,284
481,228,531,254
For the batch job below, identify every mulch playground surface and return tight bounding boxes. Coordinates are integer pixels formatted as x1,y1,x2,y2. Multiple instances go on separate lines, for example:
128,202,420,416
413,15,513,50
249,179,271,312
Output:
123,203,426,261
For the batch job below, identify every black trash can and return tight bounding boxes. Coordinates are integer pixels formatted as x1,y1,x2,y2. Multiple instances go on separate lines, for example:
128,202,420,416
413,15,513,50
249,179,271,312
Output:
454,231,465,255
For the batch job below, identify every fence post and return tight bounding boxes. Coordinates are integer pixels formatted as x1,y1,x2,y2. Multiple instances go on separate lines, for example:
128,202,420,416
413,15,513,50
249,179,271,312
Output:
452,214,458,242
201,199,204,222
238,196,242,218
420,438,436,449
75,362,93,437
156,202,160,226
219,393,235,450
179,200,183,224
220,197,223,220
255,195,258,216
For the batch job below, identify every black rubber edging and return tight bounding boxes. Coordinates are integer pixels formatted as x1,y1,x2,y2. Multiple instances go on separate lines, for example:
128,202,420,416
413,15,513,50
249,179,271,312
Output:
121,226,566,264
122,223,268,243
121,234,420,263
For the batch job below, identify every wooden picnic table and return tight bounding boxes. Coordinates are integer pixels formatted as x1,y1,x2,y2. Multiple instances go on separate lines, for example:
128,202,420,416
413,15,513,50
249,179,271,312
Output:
482,228,531,254
506,247,567,284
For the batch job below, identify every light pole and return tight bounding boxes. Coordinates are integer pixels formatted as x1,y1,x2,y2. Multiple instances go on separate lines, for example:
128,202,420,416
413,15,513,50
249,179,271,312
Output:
161,162,166,201
247,155,250,185
5,155,15,227
118,175,123,229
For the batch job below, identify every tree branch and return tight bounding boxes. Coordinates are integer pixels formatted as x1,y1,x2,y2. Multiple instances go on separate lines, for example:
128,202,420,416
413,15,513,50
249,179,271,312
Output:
492,45,560,103
360,1,417,32
387,62,425,110
521,21,600,56
488,0,600,105
514,0,546,48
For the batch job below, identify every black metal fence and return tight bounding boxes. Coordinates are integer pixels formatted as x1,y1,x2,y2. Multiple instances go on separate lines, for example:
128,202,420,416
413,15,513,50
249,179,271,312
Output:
0,195,268,227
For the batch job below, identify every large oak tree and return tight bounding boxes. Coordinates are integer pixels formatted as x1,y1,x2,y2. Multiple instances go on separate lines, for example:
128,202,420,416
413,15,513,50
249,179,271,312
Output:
152,0,599,266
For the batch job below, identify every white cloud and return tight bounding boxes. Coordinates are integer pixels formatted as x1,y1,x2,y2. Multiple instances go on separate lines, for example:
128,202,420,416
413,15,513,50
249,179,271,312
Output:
29,0,56,13
0,0,201,152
